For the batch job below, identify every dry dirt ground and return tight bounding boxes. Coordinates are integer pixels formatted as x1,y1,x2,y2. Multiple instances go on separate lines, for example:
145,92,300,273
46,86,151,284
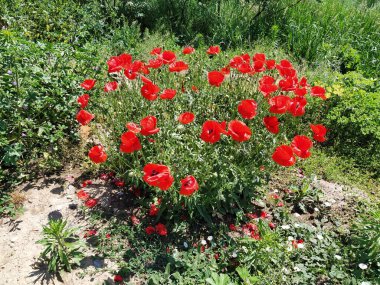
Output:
0,166,116,285
0,166,373,285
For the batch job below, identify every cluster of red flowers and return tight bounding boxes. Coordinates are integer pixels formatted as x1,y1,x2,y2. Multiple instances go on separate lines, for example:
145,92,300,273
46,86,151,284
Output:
145,223,167,236
76,180,98,208
229,210,276,240
76,46,328,220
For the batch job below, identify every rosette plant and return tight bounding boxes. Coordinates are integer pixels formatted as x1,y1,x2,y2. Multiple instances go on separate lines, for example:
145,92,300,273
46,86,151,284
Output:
75,47,327,221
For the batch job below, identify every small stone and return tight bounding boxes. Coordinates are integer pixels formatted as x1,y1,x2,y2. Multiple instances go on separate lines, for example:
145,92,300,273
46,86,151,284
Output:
67,185,76,192
93,259,103,268
69,204,77,210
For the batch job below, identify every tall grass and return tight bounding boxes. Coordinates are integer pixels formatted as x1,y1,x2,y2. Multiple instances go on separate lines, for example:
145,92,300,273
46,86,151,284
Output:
2,0,378,76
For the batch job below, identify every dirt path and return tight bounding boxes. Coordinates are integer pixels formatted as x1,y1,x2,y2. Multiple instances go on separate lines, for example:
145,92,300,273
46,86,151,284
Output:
0,167,113,285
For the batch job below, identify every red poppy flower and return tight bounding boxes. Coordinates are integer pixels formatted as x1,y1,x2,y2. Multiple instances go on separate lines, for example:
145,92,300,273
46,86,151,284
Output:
150,47,162,55
263,116,280,134
85,198,98,208
149,204,159,216
77,94,90,108
140,116,160,136
299,77,309,87
238,99,257,119
269,96,291,114
276,60,296,78
229,56,244,68
294,87,307,96
104,81,118,92
221,66,231,76
246,213,258,219
80,79,96,90
200,120,226,143
259,83,278,97
114,179,125,187
272,145,296,167
259,75,275,85
131,215,140,225
123,60,143,80
207,45,220,55
278,59,293,68
208,71,225,87
253,53,266,62
235,63,251,74
148,58,163,69
179,175,199,196
169,61,189,73
124,68,138,80
140,75,152,85
155,223,167,236
160,89,177,99
103,81,117,92
183,46,195,54
145,226,156,235
311,86,327,100
241,53,250,62
289,97,307,117
141,82,160,100
143,163,174,190
126,122,141,133
253,60,266,72
88,145,107,164
228,120,252,142
77,190,89,201
178,112,195,124
107,53,132,73
76,110,95,126
81,180,92,187
310,124,327,142
114,275,123,283
266,59,276,70
120,131,142,153
291,135,313,158
279,76,297,91
160,50,176,64
191,85,199,92
83,229,97,238
259,76,278,96
260,211,269,219
229,224,237,231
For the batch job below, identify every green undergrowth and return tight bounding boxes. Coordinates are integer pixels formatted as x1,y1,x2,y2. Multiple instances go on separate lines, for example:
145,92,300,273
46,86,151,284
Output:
301,149,380,195
77,169,379,284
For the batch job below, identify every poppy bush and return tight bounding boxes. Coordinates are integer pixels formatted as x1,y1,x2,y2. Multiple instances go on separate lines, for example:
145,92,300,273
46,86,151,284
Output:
77,46,328,219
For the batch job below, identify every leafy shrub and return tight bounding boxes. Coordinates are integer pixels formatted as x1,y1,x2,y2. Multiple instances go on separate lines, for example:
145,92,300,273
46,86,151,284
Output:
325,72,380,174
37,219,84,272
0,30,101,189
78,44,328,220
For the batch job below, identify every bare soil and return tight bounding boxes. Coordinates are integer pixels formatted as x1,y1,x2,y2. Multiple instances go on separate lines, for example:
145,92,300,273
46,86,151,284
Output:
0,166,115,285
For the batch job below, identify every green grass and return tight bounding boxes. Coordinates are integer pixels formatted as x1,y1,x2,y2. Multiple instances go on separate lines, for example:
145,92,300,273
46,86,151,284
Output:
301,148,380,194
